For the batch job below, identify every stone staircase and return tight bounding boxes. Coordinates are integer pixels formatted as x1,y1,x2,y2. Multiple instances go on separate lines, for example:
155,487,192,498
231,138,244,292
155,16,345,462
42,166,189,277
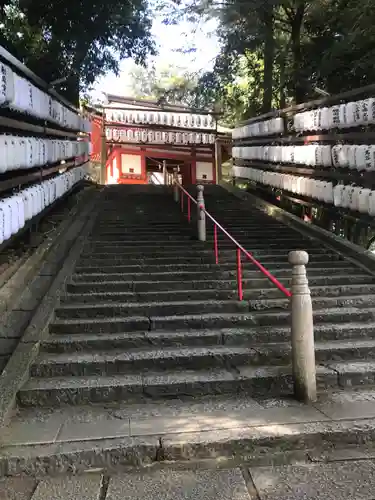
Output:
3,183,375,476
16,184,375,407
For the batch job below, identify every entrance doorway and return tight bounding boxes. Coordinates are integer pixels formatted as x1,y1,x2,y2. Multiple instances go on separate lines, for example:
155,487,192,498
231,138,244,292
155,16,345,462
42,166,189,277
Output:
145,157,188,185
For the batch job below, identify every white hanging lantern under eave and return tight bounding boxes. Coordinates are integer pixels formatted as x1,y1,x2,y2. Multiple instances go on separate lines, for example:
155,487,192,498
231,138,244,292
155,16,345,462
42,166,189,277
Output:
338,145,350,168
294,113,303,132
357,188,370,214
0,200,12,241
350,186,362,212
330,105,340,128
367,191,375,216
345,102,356,127
354,101,363,125
333,184,344,207
324,182,334,204
368,99,375,124
105,128,113,141
0,63,14,106
134,130,141,142
355,145,370,171
347,145,357,170
320,107,330,129
338,104,348,128
361,100,370,125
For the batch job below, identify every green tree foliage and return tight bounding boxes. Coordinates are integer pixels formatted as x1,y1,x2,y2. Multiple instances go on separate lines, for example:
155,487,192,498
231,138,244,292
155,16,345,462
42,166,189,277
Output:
0,0,155,104
128,63,199,105
168,0,375,125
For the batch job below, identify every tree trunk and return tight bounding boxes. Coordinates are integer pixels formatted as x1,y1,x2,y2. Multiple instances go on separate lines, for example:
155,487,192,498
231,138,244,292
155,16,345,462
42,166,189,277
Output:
60,73,80,106
279,50,286,108
290,3,306,104
262,4,275,112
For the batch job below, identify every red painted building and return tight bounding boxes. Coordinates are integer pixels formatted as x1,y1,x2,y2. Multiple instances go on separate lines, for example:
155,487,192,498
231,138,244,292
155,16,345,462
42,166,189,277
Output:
91,95,230,185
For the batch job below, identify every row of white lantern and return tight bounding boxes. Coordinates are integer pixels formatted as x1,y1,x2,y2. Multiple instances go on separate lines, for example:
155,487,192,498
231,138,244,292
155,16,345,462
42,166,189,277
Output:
294,99,375,132
105,110,215,130
232,166,375,215
232,144,375,171
233,167,333,203
0,62,91,132
0,165,87,244
106,128,216,145
232,117,284,140
0,136,90,174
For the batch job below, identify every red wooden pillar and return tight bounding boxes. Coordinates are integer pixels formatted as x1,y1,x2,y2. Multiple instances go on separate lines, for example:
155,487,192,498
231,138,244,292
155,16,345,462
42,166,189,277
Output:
191,147,197,184
140,147,147,182
212,149,216,184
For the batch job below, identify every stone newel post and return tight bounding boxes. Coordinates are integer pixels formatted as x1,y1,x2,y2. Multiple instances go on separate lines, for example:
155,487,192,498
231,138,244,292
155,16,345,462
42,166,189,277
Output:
197,185,206,241
173,169,179,203
288,250,317,403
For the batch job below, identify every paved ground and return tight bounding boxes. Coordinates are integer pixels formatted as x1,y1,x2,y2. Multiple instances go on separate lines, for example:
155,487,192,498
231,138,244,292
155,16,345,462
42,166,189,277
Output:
4,388,375,497
3,460,375,499
3,388,375,450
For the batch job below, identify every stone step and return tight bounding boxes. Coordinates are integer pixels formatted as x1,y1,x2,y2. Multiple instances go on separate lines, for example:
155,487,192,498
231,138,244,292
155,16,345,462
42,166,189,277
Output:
85,238,319,248
32,339,375,378
93,223,188,229
42,322,375,353
76,252,343,267
88,234,195,242
70,267,363,283
31,346,255,377
54,300,249,320
80,247,333,258
67,274,374,294
41,330,231,353
62,287,375,305
49,307,375,335
18,364,335,407
50,316,151,335
74,260,354,275
3,407,375,476
149,307,375,331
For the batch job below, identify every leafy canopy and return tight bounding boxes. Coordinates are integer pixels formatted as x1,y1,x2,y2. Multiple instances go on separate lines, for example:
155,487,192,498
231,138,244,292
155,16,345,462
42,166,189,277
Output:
0,0,155,103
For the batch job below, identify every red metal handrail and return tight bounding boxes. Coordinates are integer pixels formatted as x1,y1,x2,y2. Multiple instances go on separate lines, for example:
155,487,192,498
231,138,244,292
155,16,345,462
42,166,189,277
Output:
175,183,291,298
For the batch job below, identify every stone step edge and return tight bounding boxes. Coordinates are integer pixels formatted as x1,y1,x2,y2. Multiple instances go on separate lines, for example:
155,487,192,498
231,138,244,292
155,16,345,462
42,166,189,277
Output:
34,338,375,364
49,307,375,328
57,294,375,310
1,418,375,476
42,321,375,345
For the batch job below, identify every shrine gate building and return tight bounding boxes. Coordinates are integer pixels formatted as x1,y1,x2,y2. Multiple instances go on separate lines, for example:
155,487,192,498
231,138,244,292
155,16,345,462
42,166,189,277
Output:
90,94,231,186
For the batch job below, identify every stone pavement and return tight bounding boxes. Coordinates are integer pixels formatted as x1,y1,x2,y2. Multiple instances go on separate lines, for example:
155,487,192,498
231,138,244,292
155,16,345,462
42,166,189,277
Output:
3,460,375,499
3,389,375,478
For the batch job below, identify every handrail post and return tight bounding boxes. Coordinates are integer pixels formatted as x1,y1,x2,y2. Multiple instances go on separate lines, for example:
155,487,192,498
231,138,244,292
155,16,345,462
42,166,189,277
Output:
197,184,206,241
173,169,179,203
236,248,243,300
163,160,168,185
288,250,317,403
214,224,219,264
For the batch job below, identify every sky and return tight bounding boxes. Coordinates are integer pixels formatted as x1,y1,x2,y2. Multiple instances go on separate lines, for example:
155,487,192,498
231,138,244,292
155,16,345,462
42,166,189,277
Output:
90,16,220,101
